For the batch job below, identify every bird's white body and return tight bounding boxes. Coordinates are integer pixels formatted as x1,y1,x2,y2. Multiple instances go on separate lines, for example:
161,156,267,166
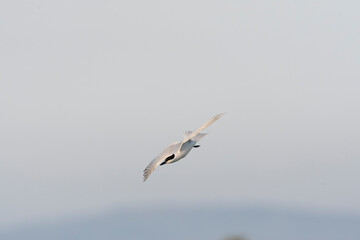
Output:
159,140,196,164
143,113,224,181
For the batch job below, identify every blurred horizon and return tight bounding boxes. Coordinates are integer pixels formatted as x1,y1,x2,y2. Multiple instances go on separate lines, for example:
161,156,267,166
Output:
4,200,360,232
2,203,360,240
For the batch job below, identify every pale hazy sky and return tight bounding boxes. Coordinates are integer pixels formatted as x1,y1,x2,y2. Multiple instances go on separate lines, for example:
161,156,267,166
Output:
1,0,360,230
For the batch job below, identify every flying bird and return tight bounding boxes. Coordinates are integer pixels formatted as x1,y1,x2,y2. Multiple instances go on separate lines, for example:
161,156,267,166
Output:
143,113,225,182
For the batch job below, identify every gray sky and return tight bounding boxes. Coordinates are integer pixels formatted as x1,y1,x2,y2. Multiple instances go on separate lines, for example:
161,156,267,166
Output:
1,0,360,230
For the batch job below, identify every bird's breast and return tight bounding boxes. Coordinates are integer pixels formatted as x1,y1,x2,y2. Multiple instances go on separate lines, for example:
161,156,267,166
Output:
173,140,196,161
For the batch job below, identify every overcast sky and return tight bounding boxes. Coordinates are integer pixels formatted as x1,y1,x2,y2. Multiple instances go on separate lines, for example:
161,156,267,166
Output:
1,0,360,230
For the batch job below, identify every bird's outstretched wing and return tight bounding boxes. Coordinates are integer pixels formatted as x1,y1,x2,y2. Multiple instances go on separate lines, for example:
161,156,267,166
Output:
182,113,225,144
143,157,162,182
143,142,181,182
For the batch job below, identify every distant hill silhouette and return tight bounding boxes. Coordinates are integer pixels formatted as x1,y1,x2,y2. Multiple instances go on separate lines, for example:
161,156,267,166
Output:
1,206,359,240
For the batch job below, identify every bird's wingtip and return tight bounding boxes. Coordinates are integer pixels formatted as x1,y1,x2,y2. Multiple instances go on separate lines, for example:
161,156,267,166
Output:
143,171,149,182
214,112,226,119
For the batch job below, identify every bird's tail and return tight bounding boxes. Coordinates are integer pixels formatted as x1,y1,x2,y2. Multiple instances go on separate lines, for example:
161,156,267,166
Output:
184,131,207,142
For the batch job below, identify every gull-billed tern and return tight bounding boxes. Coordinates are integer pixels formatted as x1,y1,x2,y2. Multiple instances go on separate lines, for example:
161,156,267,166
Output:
143,113,225,181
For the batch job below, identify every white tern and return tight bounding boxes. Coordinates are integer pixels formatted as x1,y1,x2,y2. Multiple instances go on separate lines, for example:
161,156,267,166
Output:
143,113,225,182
